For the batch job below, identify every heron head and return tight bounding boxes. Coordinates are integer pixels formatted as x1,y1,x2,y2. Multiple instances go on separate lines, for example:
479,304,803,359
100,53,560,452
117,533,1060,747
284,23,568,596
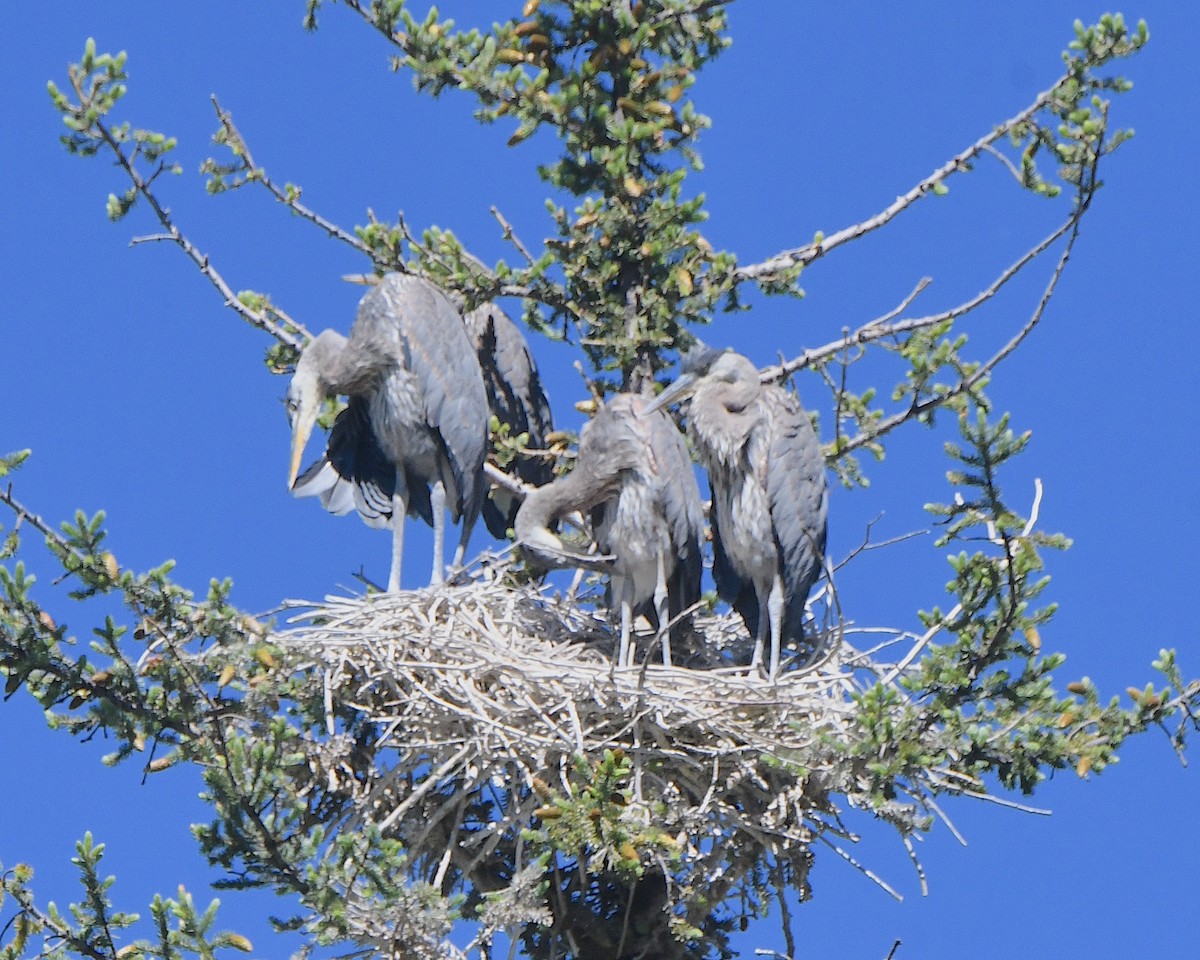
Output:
643,342,734,416
679,341,727,378
703,348,758,387
285,353,326,490
514,493,617,573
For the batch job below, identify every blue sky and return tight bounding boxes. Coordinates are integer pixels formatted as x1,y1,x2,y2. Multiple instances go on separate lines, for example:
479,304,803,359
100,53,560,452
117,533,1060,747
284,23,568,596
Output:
2,2,1197,958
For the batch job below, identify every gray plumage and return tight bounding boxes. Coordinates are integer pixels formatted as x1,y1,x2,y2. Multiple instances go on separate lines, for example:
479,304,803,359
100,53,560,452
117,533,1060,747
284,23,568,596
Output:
515,393,704,667
286,273,488,590
644,344,828,679
463,302,555,538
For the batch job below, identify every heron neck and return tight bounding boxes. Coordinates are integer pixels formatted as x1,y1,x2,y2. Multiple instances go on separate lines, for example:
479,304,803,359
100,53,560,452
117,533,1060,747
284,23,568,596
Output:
689,386,759,464
309,329,387,396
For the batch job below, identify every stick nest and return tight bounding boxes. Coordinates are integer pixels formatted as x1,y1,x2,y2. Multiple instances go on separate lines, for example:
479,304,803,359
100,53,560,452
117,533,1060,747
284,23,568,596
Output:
271,559,913,946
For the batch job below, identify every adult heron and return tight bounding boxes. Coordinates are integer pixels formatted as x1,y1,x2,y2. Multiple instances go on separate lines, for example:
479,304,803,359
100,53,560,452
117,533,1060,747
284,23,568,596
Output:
644,344,828,679
515,393,704,667
463,302,555,538
286,273,488,591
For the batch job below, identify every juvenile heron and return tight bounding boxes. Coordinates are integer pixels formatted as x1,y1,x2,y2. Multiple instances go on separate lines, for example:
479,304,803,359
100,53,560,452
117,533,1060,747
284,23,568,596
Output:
645,344,828,679
515,393,704,667
286,273,488,590
463,302,555,538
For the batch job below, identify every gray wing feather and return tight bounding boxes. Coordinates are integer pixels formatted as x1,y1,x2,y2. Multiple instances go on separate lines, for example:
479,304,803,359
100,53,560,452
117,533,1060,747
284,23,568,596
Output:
764,390,828,644
648,408,704,618
709,490,759,634
292,395,429,530
293,460,359,516
371,275,488,526
466,302,555,537
466,303,555,457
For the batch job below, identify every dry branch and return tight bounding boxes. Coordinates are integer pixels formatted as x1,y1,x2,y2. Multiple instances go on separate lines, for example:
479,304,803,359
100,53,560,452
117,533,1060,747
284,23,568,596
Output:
736,78,1068,283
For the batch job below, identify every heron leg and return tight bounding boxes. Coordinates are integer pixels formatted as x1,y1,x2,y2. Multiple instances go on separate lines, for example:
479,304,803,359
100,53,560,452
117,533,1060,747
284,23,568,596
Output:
429,479,447,586
619,598,633,667
654,552,671,667
388,470,408,593
750,604,768,676
451,508,473,572
612,576,633,667
766,574,785,681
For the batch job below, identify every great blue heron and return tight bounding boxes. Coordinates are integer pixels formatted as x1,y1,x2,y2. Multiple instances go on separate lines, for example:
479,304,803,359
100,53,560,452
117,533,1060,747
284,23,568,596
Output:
645,344,828,679
515,393,704,667
463,302,555,538
286,273,488,590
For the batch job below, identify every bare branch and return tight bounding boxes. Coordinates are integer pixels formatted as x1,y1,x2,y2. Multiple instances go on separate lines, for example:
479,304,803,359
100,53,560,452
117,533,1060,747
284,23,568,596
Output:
737,78,1066,283
863,276,933,330
761,201,1082,385
490,206,536,266
207,102,570,321
981,142,1024,184
812,833,903,901
61,73,308,349
210,96,372,256
952,790,1052,815
0,485,76,557
828,174,1089,462
834,518,929,572
878,603,964,688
